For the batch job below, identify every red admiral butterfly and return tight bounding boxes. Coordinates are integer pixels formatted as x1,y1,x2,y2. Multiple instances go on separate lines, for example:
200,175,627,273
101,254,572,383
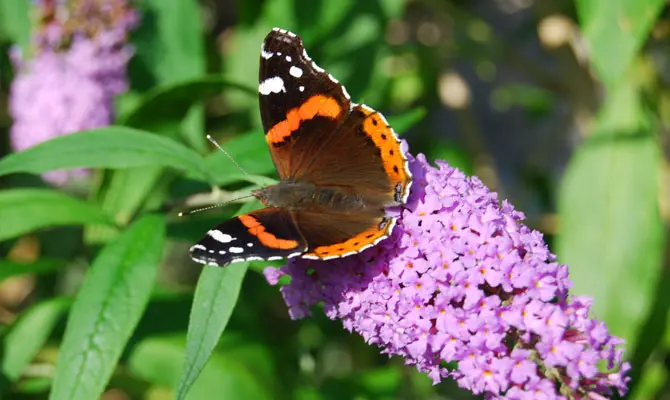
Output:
190,28,413,266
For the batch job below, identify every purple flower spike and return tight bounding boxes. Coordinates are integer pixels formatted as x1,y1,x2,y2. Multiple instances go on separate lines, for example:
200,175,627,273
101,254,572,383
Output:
264,153,630,398
8,0,138,186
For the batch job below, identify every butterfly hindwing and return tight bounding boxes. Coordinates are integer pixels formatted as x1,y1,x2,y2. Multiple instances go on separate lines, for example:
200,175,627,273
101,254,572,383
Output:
293,209,394,260
190,208,307,266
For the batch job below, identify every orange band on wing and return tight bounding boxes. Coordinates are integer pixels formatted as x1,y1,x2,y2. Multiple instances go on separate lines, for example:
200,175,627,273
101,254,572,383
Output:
304,218,394,259
238,214,299,249
266,95,342,145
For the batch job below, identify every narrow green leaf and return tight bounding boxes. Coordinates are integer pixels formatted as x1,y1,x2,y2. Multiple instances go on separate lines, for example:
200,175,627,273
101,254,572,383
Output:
49,215,166,400
3,298,70,381
15,377,52,394
175,261,249,399
85,167,163,245
388,107,426,134
120,76,255,129
0,127,210,182
576,0,665,84
0,259,65,282
556,82,664,349
0,189,115,242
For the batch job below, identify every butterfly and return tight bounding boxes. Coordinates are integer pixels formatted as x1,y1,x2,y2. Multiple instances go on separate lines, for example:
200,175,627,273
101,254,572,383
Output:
190,28,413,267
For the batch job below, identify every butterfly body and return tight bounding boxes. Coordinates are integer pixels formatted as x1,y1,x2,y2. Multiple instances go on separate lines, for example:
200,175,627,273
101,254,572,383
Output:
190,28,412,267
253,181,393,212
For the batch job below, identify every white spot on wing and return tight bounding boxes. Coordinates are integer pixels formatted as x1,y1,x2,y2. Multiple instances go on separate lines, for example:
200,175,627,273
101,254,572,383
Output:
247,242,254,247
259,76,286,95
289,66,303,78
190,244,206,251
299,86,305,92
229,247,244,253
208,230,236,243
285,55,292,62
268,256,283,261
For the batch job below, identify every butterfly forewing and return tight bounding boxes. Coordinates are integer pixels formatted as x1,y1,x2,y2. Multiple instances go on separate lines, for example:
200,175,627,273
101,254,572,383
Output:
259,29,352,180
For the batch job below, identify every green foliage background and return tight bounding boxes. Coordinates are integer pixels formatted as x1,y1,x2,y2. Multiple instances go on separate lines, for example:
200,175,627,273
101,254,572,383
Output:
0,0,668,398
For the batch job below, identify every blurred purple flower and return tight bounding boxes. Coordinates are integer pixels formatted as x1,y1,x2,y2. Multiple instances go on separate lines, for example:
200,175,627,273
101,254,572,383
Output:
8,0,138,186
264,153,630,398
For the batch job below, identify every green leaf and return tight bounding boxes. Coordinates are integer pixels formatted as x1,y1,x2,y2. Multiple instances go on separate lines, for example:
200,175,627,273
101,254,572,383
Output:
387,108,426,135
175,262,249,399
133,0,208,151
0,127,211,182
0,189,115,242
101,167,163,226
49,215,166,400
0,259,65,282
576,0,665,84
0,0,31,53
3,298,70,382
85,167,164,245
556,82,664,350
120,76,255,130
135,0,205,85
129,335,271,400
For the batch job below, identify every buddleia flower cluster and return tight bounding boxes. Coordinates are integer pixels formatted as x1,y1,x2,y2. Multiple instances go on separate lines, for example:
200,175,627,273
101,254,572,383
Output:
9,0,138,185
264,152,630,398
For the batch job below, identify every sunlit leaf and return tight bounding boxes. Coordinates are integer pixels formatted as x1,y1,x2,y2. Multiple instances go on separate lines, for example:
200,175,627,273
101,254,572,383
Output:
175,262,249,399
556,81,664,351
0,189,115,242
49,215,165,400
576,0,665,84
0,127,211,182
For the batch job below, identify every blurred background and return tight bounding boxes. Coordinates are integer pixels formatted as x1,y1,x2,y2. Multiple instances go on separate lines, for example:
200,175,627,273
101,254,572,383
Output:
0,0,668,398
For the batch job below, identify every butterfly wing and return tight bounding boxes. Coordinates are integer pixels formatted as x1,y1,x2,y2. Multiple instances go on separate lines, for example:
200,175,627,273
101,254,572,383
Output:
258,28,351,180
259,29,412,206
190,207,308,267
293,209,395,260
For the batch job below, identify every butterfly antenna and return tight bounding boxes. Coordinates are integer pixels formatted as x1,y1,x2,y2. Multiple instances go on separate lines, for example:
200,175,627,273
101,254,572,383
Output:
178,193,255,217
206,134,252,179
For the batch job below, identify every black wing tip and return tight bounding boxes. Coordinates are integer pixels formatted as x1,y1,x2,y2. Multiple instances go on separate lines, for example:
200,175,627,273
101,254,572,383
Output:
265,27,302,45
